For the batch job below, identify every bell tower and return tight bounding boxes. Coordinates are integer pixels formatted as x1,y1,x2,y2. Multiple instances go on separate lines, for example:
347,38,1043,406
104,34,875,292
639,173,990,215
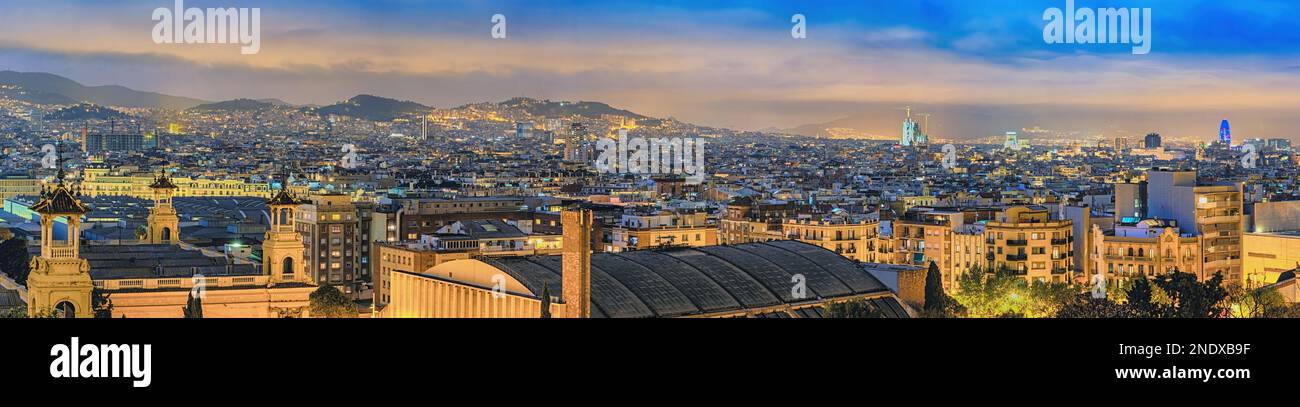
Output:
264,183,307,285
26,171,93,318
146,172,180,244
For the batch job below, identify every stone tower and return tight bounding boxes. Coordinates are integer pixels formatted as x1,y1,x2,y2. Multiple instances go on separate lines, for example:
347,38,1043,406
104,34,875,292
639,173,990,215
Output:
264,184,307,285
561,208,592,318
146,172,180,244
26,173,93,318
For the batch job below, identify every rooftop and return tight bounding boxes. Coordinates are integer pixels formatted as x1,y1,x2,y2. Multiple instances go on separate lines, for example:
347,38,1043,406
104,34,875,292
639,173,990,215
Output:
478,240,905,318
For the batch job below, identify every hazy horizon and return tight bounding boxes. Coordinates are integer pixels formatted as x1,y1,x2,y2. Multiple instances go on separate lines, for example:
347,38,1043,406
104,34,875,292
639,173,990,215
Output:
3,0,1299,140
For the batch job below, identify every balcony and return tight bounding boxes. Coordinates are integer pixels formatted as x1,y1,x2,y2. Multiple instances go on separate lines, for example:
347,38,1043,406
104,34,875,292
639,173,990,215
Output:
1006,254,1028,261
1051,237,1073,245
1199,215,1240,225
1006,239,1028,246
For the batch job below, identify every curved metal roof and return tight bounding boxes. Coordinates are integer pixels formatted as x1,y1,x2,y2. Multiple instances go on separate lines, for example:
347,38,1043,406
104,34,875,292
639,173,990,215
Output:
487,241,897,318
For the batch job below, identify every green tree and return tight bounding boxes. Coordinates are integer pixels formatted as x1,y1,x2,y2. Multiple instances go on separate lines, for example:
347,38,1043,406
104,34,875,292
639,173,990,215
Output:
1056,295,1145,318
1152,271,1228,318
951,265,1078,318
0,236,31,285
182,292,202,318
923,261,950,317
309,285,357,318
824,299,887,318
1226,285,1292,318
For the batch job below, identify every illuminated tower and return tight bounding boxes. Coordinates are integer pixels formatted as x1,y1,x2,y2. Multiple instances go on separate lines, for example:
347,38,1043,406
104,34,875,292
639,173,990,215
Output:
1220,119,1231,146
146,172,179,244
1004,131,1021,151
565,122,588,163
901,107,919,147
26,171,93,318
263,183,308,285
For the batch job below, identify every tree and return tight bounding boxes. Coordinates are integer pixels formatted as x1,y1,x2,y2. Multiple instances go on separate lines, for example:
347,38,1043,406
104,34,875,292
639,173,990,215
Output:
539,282,552,319
1056,295,1145,318
92,288,114,318
1152,271,1228,318
951,265,1076,318
1113,270,1229,318
1227,285,1293,318
0,235,31,285
824,299,887,318
923,261,951,317
182,291,202,318
309,285,357,318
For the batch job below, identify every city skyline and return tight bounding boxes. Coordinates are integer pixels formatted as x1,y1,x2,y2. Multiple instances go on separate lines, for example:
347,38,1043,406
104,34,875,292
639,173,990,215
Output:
2,0,1300,139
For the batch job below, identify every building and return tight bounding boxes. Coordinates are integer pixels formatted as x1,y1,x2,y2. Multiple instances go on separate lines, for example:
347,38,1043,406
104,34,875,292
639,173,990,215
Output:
1004,131,1020,150
982,206,1075,283
1220,119,1232,145
1144,132,1162,149
900,107,928,147
719,198,800,244
781,216,879,262
373,240,472,306
0,175,39,200
24,174,94,317
24,175,315,318
1090,219,1200,288
380,209,912,318
144,173,179,244
609,210,716,252
890,207,998,291
82,133,145,154
296,193,361,295
1242,200,1300,286
1146,170,1244,284
386,196,530,241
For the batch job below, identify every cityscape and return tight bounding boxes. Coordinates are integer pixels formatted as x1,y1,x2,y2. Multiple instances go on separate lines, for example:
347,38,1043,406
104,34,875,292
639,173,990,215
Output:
0,1,1296,321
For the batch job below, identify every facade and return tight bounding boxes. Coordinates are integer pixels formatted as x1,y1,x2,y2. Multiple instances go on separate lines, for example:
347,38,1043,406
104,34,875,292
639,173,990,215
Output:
782,217,879,262
264,187,308,286
382,210,911,318
1090,220,1201,288
296,193,360,295
0,175,39,200
1146,170,1244,284
145,173,180,244
25,176,93,317
387,196,529,241
82,133,144,154
24,175,315,318
609,211,716,252
373,241,469,306
1242,232,1300,287
983,206,1074,283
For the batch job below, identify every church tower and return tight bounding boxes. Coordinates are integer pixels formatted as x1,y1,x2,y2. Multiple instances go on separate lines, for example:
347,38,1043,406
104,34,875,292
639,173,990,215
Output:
26,172,93,318
264,183,307,285
146,172,180,244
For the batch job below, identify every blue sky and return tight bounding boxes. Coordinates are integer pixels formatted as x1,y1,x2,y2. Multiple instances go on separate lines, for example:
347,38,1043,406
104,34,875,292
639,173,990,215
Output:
2,0,1300,137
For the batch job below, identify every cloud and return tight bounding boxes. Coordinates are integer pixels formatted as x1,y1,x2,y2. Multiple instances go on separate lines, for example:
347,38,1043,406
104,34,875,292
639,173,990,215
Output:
1,0,1299,134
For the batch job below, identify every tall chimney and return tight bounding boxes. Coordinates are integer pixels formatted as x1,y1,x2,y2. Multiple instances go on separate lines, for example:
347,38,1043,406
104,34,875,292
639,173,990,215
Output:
562,208,592,318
